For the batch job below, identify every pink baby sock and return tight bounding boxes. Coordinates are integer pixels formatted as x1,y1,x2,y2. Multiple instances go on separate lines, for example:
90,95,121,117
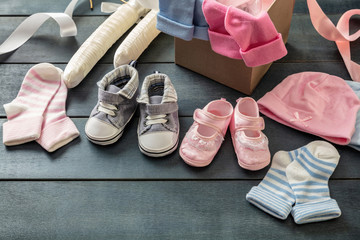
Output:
224,7,287,67
36,75,79,152
202,0,242,59
3,63,61,146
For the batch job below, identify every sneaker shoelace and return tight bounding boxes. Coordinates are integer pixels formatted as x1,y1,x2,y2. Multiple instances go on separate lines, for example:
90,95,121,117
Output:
98,102,117,116
145,114,167,126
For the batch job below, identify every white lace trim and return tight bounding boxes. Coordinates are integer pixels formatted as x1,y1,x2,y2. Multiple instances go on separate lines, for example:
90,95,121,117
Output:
185,124,224,151
235,131,268,151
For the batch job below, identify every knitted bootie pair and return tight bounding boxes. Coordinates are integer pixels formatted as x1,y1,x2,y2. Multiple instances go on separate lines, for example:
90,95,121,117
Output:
85,64,179,157
246,141,342,224
202,0,287,66
179,97,270,170
3,63,79,152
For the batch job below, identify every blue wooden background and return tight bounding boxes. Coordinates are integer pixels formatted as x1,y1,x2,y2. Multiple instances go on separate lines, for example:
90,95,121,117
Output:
0,0,359,239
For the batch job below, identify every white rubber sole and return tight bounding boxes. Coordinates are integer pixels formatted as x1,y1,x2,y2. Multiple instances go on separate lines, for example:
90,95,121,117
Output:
85,109,136,146
86,129,123,146
137,119,180,157
138,139,179,157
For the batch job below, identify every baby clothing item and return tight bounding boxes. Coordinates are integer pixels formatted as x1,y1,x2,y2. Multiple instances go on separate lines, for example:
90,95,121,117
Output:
286,141,341,224
114,9,160,68
157,0,209,41
258,72,360,145
230,97,270,170
85,64,139,145
202,0,286,66
247,141,341,224
346,81,360,151
3,63,61,146
202,0,242,59
137,0,159,10
180,98,233,167
63,0,147,88
193,0,210,41
3,63,79,152
36,73,79,152
137,72,179,157
246,148,298,220
224,6,287,67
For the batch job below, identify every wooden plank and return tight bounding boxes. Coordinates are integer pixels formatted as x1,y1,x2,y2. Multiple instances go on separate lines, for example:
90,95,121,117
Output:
0,61,353,118
280,14,360,63
293,0,360,14
0,116,359,180
0,17,174,64
0,0,122,16
0,180,358,239
0,16,358,64
1,0,359,16
0,63,241,117
0,62,350,117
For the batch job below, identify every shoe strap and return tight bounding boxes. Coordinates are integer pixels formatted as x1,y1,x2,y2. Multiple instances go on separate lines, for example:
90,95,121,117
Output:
193,109,231,136
144,102,178,115
234,115,265,132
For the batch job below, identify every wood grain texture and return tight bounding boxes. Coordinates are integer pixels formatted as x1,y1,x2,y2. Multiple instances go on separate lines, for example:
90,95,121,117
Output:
0,0,360,238
0,16,358,64
0,0,123,16
0,17,174,64
0,181,358,240
0,117,359,180
280,14,360,63
293,0,360,14
0,61,354,118
1,0,359,15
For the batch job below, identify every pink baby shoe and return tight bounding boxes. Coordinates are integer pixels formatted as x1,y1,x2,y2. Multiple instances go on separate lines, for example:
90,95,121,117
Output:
230,97,270,170
179,98,233,167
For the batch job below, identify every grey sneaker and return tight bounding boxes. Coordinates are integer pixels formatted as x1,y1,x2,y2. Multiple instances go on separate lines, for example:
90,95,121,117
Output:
137,72,180,157
85,65,139,145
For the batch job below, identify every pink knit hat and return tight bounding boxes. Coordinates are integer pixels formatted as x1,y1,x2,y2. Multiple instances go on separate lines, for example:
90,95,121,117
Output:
257,72,360,145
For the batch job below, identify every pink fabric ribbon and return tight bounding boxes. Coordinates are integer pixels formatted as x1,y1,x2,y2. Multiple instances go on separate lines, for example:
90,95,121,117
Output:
290,112,312,127
307,0,360,82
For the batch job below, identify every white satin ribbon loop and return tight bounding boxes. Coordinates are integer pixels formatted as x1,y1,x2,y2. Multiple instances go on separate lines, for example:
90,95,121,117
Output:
0,0,79,55
101,2,123,13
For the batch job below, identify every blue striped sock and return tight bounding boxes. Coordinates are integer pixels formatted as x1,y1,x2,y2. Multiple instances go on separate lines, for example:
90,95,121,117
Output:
286,141,342,224
246,149,298,220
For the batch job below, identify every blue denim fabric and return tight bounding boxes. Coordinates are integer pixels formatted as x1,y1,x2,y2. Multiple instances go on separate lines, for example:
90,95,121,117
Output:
346,80,360,151
89,65,139,130
157,0,209,41
193,0,209,41
137,73,179,136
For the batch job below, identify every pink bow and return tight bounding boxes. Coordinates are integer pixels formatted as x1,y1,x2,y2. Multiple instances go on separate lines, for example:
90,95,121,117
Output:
290,112,312,127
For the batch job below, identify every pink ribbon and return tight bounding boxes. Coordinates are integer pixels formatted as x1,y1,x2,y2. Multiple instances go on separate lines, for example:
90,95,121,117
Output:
290,112,312,127
307,0,360,82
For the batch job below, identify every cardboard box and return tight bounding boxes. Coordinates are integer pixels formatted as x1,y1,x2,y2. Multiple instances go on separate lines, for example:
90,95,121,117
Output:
175,0,295,95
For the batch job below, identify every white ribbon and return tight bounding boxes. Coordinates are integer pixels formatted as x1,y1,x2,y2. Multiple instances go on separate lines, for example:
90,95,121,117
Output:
0,0,79,55
101,2,123,13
